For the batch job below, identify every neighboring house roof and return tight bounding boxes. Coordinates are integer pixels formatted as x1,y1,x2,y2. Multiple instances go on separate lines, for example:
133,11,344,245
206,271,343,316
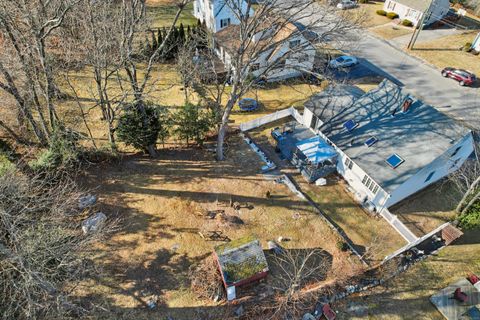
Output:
305,80,471,193
214,20,303,58
214,236,269,287
390,0,436,12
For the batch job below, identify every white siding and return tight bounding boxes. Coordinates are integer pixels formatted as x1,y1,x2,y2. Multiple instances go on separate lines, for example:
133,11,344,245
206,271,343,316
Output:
194,0,253,33
383,0,449,26
302,109,474,211
302,109,388,210
473,32,480,51
385,132,474,207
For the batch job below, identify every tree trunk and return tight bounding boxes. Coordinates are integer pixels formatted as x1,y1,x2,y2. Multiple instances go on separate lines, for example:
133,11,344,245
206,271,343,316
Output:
456,175,480,212
461,190,480,215
147,144,157,157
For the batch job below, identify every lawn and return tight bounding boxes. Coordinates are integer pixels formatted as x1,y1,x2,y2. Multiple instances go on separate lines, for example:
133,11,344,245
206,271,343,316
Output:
348,1,392,28
335,230,480,319
370,24,413,40
77,135,362,319
57,63,322,150
147,0,197,28
248,121,406,264
409,31,480,75
391,180,461,237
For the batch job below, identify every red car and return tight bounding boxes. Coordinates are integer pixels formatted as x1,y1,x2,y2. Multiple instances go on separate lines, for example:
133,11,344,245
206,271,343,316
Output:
441,67,477,86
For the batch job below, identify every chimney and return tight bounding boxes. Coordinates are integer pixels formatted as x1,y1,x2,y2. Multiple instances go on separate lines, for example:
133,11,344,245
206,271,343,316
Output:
402,98,413,113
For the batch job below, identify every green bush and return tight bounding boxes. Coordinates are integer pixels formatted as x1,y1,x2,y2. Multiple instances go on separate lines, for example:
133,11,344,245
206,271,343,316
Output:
386,12,399,19
463,42,473,52
29,127,80,172
0,154,14,176
117,101,169,152
336,241,349,252
458,201,480,230
376,9,387,16
402,19,413,26
358,0,368,3
173,103,215,145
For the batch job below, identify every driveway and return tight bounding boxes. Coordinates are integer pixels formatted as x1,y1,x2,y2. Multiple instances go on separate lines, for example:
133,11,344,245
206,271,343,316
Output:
294,3,480,129
390,27,465,47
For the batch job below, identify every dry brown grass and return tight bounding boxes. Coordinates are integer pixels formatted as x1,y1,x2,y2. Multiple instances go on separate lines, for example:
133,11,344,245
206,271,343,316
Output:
350,1,392,28
335,230,480,319
391,180,461,237
248,121,407,263
77,135,363,319
370,24,413,40
408,31,480,75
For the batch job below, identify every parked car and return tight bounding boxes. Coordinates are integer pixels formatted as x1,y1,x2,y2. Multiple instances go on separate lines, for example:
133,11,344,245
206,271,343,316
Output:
337,0,357,9
329,55,358,68
441,67,477,86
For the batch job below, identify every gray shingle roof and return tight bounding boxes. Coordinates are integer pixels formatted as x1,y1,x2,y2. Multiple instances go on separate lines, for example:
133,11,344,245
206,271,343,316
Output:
305,80,471,193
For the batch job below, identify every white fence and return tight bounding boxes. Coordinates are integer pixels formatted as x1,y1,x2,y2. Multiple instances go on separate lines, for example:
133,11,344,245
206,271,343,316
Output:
379,208,418,244
239,107,301,132
383,222,452,262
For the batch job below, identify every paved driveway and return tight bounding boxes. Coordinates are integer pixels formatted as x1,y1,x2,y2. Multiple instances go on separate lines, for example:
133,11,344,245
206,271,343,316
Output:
294,3,480,129
390,27,464,47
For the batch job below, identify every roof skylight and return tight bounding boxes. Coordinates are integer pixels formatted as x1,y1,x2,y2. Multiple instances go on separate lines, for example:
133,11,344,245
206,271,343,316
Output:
365,136,378,147
386,154,404,169
343,119,358,132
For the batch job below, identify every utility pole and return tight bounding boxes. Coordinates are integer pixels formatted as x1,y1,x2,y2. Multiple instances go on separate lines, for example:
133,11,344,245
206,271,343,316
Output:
407,0,435,50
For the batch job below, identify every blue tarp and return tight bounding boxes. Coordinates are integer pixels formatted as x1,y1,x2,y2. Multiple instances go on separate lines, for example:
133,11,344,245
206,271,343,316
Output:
296,136,337,165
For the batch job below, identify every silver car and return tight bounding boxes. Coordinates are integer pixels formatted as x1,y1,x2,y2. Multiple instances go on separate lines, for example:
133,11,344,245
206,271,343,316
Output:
337,0,357,9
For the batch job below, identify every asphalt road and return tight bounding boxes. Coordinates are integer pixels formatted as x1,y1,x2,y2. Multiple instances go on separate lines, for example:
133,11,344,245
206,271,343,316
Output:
352,34,480,129
294,3,480,129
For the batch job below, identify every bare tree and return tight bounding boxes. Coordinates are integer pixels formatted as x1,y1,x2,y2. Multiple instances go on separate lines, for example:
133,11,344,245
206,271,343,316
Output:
243,248,332,319
0,170,114,319
114,0,191,156
0,0,79,145
188,0,362,160
449,154,480,215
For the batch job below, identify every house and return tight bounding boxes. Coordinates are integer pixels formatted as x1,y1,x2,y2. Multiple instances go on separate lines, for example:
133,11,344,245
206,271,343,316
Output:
214,22,316,81
213,236,269,299
472,32,480,51
301,79,474,211
383,0,450,26
193,0,253,33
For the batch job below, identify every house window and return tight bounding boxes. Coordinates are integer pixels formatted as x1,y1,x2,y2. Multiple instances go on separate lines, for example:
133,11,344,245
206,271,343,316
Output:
425,171,435,183
289,40,301,49
310,115,318,130
345,158,353,170
451,146,461,157
220,18,231,28
362,174,379,194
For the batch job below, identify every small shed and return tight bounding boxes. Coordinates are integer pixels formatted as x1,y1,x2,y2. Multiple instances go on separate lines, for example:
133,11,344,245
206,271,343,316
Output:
292,136,338,182
214,236,269,290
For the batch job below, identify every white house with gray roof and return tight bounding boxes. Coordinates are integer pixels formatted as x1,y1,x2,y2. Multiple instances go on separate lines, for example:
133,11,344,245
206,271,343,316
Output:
383,0,450,26
194,0,253,33
302,79,474,211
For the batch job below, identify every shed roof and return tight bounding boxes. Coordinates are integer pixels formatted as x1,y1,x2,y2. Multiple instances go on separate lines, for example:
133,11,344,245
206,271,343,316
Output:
305,80,471,193
214,236,268,287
